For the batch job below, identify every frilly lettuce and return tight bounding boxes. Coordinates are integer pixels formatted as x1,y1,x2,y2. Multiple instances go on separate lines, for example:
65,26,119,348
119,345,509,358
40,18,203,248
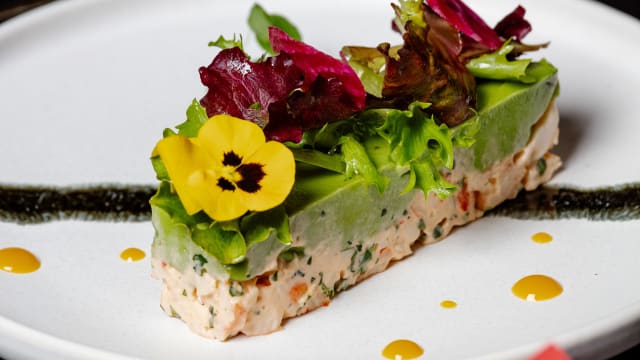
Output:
339,135,389,193
467,41,556,83
293,101,479,199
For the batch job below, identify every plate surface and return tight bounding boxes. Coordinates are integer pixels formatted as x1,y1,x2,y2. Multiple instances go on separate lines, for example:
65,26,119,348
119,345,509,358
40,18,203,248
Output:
1,0,639,359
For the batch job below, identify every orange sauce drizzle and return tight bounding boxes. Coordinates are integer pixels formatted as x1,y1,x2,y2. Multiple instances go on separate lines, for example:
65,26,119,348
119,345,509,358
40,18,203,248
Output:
382,339,424,359
0,247,41,274
512,274,563,301
531,232,553,244
440,299,457,309
120,247,146,262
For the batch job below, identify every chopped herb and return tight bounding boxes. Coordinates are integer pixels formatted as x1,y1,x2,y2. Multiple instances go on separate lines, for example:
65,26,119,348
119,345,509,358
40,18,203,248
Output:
381,208,388,217
334,278,349,293
278,246,305,263
359,244,376,273
320,210,326,217
307,256,313,265
192,254,208,276
293,269,306,278
181,289,187,297
418,218,426,231
310,276,316,283
537,157,547,175
170,306,181,319
403,209,409,216
320,283,335,298
271,271,279,282
208,305,215,328
318,272,335,298
433,224,444,239
349,250,358,273
229,281,244,297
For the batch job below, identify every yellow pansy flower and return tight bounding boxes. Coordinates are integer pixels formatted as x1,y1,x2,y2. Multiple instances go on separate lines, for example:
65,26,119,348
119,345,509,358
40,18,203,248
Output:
155,114,295,221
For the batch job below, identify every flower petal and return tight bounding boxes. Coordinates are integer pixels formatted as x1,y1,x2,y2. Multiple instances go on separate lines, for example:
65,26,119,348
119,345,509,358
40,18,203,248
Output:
239,140,295,211
199,183,250,221
196,114,266,162
155,135,210,215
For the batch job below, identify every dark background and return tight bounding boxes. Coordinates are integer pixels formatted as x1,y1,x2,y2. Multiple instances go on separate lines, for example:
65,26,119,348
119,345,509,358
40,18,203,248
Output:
0,0,638,359
1,0,639,23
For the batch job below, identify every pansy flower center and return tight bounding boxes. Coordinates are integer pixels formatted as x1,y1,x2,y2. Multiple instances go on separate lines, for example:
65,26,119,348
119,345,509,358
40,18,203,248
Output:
215,151,266,193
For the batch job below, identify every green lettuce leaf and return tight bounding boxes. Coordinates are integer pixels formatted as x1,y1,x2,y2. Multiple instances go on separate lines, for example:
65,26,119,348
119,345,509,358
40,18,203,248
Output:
339,135,388,193
466,41,536,83
175,99,208,138
208,34,244,51
375,101,477,199
150,156,170,181
393,0,426,30
240,205,292,247
150,181,209,227
289,148,345,174
192,221,246,265
342,46,387,98
377,102,453,168
223,260,250,281
248,4,301,54
150,100,208,181
405,161,456,199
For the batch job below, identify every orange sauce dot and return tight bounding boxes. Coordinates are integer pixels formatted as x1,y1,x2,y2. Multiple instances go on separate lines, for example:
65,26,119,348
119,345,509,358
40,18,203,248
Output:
382,339,424,359
440,299,457,309
0,247,41,274
512,274,563,301
531,232,553,244
120,247,146,262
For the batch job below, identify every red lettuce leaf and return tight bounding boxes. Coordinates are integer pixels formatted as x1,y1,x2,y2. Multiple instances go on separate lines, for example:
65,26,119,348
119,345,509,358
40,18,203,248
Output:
494,5,532,41
425,0,502,50
371,4,476,126
269,27,366,110
199,29,367,143
260,76,362,143
199,47,303,128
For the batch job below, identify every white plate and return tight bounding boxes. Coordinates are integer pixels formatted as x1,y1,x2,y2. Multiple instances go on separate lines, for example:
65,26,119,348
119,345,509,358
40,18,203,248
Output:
1,0,639,359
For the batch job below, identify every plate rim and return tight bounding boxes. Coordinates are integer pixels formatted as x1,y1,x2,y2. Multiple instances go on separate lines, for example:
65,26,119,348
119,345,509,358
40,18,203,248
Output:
1,0,639,359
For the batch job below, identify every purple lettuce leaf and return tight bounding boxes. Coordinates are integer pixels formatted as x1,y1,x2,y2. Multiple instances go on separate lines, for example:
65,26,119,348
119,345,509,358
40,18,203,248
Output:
199,29,367,143
425,0,502,50
371,4,476,126
494,5,531,41
199,47,303,128
267,27,367,142
269,27,366,110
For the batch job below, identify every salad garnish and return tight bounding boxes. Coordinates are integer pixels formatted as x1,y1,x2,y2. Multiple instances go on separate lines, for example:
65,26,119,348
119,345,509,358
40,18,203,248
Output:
199,28,365,143
151,0,553,268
